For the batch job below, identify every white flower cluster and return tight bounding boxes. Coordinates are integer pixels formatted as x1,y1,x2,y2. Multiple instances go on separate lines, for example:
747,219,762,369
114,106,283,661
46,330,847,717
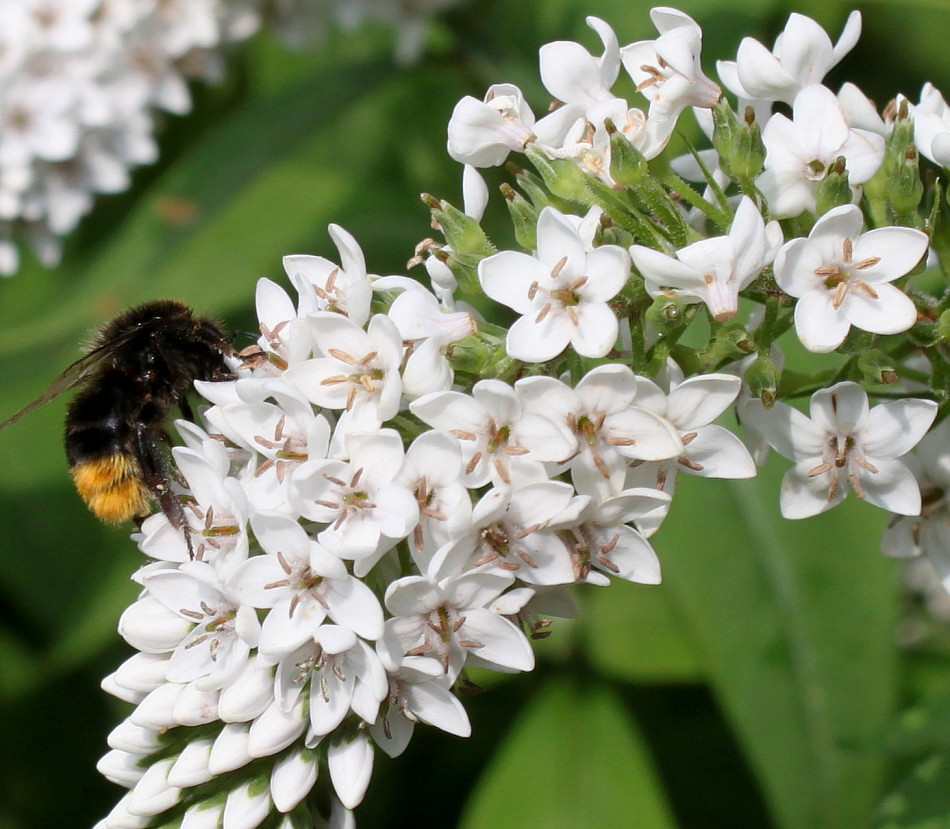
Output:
95,6,950,827
0,0,459,275
96,219,758,826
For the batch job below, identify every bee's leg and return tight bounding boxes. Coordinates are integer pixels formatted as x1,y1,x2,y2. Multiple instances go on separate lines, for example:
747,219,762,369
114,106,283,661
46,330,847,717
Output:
133,423,195,558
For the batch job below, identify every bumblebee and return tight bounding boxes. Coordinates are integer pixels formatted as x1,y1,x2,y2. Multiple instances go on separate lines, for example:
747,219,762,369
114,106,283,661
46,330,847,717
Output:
0,300,236,545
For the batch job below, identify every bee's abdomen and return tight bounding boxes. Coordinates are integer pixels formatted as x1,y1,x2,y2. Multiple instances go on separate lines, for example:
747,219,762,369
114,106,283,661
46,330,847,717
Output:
65,370,150,523
70,453,151,523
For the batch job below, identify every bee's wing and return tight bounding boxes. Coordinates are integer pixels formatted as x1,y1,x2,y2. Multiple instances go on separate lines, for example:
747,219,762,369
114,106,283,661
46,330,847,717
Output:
0,329,140,430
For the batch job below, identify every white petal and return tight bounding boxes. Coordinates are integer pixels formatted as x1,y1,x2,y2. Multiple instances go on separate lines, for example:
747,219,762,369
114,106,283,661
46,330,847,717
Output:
328,733,375,810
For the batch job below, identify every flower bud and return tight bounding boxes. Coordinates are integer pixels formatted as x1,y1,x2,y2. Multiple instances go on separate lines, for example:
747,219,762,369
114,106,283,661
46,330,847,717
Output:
887,143,924,219
645,295,688,335
743,356,781,408
525,143,592,204
938,309,950,343
606,119,649,187
421,194,494,258
701,322,755,364
501,183,539,249
815,156,852,215
712,100,765,182
857,349,899,385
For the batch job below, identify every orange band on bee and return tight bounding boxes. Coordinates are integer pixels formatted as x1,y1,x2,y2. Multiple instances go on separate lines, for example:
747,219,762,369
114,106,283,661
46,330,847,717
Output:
71,455,151,523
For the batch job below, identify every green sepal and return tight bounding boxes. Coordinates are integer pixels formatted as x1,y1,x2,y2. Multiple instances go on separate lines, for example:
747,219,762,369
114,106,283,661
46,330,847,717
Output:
743,356,781,407
857,348,899,386
815,156,853,216
501,183,540,249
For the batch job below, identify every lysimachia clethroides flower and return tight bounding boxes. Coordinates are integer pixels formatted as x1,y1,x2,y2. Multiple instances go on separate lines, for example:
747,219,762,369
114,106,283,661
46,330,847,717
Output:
96,6,950,828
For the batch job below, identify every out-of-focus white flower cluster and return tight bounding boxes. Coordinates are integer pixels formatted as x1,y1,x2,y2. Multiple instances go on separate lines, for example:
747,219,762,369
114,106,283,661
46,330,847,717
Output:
95,6,950,827
0,0,459,276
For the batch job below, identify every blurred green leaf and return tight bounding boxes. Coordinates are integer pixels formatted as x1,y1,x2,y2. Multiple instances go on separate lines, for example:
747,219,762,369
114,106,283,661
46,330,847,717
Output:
580,580,703,683
460,678,675,829
873,753,950,828
657,459,900,829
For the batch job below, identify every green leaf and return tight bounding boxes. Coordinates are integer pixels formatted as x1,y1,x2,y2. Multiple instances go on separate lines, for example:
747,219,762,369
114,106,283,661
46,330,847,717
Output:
460,678,675,829
656,459,900,829
873,753,950,828
580,580,702,683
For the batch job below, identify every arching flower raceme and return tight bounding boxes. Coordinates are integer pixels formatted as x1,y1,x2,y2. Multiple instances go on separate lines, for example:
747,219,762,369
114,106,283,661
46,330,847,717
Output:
774,204,927,352
630,196,782,321
741,381,937,519
478,206,629,362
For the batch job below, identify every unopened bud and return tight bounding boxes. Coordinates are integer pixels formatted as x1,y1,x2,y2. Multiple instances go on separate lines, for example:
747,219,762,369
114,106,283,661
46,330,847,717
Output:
857,349,899,385
711,100,765,181
743,357,780,407
525,143,592,204
815,156,852,215
645,295,688,334
501,183,539,249
422,194,494,258
606,120,649,187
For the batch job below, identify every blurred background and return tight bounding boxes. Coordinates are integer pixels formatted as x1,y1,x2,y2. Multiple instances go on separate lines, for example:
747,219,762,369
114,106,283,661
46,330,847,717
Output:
1,0,949,827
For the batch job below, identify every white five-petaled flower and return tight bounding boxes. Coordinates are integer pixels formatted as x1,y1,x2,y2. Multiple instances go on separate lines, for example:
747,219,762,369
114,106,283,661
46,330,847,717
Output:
757,83,885,218
717,11,862,105
284,312,403,446
231,511,384,660
283,224,375,329
740,381,937,519
515,364,683,499
625,367,756,497
289,429,419,574
410,378,576,489
774,204,926,352
380,559,534,678
478,206,629,362
620,7,721,146
630,196,782,322
273,624,388,740
141,561,261,691
446,83,538,167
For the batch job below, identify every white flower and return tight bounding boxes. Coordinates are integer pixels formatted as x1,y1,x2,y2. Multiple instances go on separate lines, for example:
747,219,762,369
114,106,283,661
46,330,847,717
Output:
141,561,261,691
478,206,629,362
446,83,537,167
538,16,619,128
757,84,885,218
774,204,927,352
370,656,470,758
284,224,374,329
432,483,582,586
386,285,476,398
274,625,387,739
284,312,403,445
515,365,683,499
231,511,384,658
550,487,669,585
630,196,782,322
881,418,950,579
620,7,720,145
289,429,419,573
381,561,533,676
914,83,950,168
410,378,576,488
625,368,756,496
717,11,862,105
396,430,472,567
740,381,937,518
